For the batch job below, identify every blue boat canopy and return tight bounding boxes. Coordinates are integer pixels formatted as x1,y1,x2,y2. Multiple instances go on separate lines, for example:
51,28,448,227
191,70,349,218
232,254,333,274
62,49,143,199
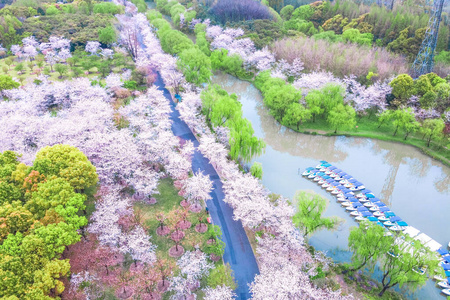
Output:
328,166,337,170
348,178,357,183
366,194,375,198
438,248,449,256
361,211,372,217
357,206,369,212
354,181,363,186
349,197,359,202
379,207,390,212
323,163,332,167
343,175,353,179
362,189,373,194
368,216,378,221
397,221,408,226
376,221,385,227
322,175,331,179
334,169,342,173
320,160,328,164
326,178,334,182
385,212,395,217
442,263,450,271
446,271,450,277
390,216,402,222
371,197,380,202
337,171,346,175
344,192,354,197
353,202,363,207
305,167,315,171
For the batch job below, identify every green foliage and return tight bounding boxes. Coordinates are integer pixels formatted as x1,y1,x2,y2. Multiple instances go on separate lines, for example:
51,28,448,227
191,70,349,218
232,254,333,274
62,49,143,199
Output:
0,74,19,92
210,49,249,78
348,221,393,272
282,102,312,130
196,31,211,56
264,82,302,119
21,13,114,45
250,162,263,179
389,74,414,102
327,103,356,133
420,118,445,147
0,15,22,48
159,29,194,55
98,25,116,45
0,147,94,298
93,2,123,14
291,4,314,21
177,47,212,86
123,80,137,90
201,85,265,162
280,4,294,20
342,28,373,46
33,144,98,190
434,50,450,65
292,191,341,237
54,63,68,78
206,263,237,290
45,6,60,16
147,9,163,21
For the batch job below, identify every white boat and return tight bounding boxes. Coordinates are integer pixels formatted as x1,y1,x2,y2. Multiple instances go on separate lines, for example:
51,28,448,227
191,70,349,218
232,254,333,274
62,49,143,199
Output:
434,275,447,281
350,211,361,216
331,189,341,195
359,198,369,203
314,177,322,182
325,170,332,175
341,202,352,207
373,211,384,217
378,216,389,222
448,242,450,249
337,197,347,202
326,186,335,191
321,183,330,188
344,183,353,188
355,216,366,221
329,173,338,178
369,206,380,212
389,225,404,231
364,202,375,208
442,289,450,296
336,192,344,198
383,221,395,227
438,281,450,289
308,173,317,179
346,206,357,211
356,193,366,198
339,179,348,184
350,185,365,191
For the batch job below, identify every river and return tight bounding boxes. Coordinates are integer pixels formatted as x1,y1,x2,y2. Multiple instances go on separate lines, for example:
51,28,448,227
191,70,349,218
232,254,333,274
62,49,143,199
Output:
211,72,450,299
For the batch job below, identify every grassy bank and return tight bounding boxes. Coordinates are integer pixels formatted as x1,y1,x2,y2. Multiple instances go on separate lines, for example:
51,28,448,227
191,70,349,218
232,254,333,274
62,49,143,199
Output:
286,116,450,168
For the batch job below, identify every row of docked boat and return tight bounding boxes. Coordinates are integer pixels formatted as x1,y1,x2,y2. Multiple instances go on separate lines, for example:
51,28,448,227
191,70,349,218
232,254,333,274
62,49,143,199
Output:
303,161,450,296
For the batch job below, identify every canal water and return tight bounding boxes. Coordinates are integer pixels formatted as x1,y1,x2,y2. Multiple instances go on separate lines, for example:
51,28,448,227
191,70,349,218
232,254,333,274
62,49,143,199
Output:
211,72,450,299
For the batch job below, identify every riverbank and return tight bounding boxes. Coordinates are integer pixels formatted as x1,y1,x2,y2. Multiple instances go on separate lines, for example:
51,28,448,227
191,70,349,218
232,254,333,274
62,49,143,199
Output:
228,72,450,168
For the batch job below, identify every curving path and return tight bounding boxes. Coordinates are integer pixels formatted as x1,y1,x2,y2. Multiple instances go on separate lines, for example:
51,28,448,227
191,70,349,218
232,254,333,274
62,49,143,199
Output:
153,73,259,299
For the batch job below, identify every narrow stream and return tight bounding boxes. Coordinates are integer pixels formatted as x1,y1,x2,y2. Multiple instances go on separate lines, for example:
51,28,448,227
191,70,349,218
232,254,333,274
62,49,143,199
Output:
211,72,450,299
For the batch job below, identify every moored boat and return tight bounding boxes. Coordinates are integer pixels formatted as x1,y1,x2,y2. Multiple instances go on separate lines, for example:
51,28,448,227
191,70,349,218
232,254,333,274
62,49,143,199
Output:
383,221,395,227
364,202,375,208
442,289,450,296
378,216,389,222
437,280,450,289
346,206,357,211
315,160,328,169
389,225,404,231
302,167,315,176
434,274,447,281
341,201,352,207
369,206,380,212
373,211,384,217
355,216,366,222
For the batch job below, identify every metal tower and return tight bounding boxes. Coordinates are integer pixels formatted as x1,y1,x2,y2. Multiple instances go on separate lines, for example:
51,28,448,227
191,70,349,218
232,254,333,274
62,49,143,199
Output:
411,0,445,77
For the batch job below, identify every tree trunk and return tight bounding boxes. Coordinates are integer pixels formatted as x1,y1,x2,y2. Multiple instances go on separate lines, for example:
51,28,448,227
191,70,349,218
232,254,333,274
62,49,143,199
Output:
105,265,109,275
378,285,389,297
313,114,316,123
393,125,399,136
427,136,432,147
404,131,409,140
334,128,337,133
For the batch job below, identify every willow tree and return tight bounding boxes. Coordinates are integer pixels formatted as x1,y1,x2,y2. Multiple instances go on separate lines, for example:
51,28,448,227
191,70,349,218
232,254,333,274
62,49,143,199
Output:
228,117,265,162
292,191,341,237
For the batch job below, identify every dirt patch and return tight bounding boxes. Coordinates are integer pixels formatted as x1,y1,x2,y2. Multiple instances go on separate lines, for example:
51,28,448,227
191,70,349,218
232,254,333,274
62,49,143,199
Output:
169,245,184,257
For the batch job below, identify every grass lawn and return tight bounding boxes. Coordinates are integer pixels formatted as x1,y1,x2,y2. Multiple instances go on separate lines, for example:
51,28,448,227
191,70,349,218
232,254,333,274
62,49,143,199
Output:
288,116,450,167
134,177,216,261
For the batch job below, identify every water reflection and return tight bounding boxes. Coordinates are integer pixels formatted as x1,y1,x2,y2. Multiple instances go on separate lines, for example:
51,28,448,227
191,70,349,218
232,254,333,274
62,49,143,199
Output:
212,72,449,299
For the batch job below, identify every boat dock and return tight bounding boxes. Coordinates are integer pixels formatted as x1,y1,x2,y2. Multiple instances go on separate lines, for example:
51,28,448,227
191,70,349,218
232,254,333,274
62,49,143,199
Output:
303,161,450,294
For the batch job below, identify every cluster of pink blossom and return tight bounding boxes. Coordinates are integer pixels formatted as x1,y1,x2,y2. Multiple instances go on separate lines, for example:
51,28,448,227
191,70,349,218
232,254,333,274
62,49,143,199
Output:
203,285,236,300
175,82,350,299
293,71,346,96
85,41,102,55
10,36,71,64
169,250,214,299
182,171,213,205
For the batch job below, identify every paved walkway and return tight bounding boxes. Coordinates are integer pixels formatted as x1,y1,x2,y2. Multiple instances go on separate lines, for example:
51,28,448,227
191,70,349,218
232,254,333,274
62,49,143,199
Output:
154,74,259,299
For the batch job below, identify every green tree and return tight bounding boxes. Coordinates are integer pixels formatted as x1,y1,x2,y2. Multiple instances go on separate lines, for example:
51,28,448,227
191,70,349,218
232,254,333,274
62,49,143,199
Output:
305,89,324,122
177,47,212,86
389,74,415,103
159,30,194,55
264,84,302,119
420,118,445,147
54,64,68,78
98,25,117,45
280,5,294,20
327,104,356,133
397,108,420,140
14,62,24,74
228,118,266,162
0,75,20,92
292,5,314,21
33,144,98,190
250,162,263,180
348,221,393,271
292,191,341,237
46,6,60,15
282,102,311,130
206,263,237,290
377,238,440,296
